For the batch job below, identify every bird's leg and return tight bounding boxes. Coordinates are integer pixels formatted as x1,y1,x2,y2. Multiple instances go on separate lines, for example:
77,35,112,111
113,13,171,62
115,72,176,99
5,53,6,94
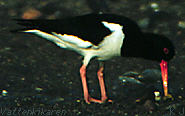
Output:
97,62,112,103
80,64,102,104
80,64,90,103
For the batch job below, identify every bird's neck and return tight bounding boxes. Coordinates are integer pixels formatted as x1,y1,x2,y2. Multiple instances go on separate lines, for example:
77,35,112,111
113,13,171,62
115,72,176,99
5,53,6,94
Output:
121,37,154,59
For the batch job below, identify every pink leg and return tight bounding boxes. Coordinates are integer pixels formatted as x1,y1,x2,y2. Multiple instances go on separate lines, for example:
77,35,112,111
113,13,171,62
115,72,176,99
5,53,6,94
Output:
97,65,112,102
80,64,102,104
80,65,90,103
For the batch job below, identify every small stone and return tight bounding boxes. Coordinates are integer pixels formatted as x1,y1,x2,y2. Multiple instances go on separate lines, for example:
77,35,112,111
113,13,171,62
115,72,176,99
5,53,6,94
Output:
154,91,161,101
119,76,142,85
76,99,81,103
35,87,43,91
150,2,160,12
58,97,64,101
135,99,141,103
69,81,73,84
2,90,8,96
119,71,143,85
178,21,185,28
178,96,182,99
21,77,25,81
22,8,41,19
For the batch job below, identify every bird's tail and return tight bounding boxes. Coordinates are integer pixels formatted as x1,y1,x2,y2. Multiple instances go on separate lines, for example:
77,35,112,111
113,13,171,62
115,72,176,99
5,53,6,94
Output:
12,19,89,55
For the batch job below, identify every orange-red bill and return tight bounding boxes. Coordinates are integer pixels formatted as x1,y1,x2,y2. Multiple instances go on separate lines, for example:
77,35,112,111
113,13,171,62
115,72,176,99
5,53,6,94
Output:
160,60,168,96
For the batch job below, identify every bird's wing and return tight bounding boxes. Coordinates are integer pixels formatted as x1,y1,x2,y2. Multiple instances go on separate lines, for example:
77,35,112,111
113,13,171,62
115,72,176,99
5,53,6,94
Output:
14,14,118,46
14,13,142,48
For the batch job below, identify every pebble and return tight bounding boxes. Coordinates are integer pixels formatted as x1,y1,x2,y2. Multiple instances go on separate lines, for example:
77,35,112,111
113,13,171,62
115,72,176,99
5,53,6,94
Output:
119,76,142,85
154,91,161,101
119,71,143,85
150,2,160,12
35,87,43,92
2,90,8,96
178,21,185,28
22,8,41,19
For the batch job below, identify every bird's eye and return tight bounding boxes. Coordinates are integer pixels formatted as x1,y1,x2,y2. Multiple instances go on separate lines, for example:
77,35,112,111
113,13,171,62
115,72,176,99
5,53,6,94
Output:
163,48,169,54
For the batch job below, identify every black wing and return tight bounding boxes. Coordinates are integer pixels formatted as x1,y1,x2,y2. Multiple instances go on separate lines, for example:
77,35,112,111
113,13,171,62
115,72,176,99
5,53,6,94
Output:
14,13,142,45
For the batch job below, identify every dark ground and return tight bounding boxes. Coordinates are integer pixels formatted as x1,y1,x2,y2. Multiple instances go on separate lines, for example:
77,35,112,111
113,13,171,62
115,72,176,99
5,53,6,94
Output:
0,0,185,116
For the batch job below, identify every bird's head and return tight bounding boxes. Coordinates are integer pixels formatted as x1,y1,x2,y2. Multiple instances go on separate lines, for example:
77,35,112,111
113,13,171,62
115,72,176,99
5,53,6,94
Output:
142,33,175,62
143,33,175,96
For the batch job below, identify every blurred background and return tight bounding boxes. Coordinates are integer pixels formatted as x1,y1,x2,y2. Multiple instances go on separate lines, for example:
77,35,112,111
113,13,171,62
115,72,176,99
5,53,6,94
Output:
0,0,185,115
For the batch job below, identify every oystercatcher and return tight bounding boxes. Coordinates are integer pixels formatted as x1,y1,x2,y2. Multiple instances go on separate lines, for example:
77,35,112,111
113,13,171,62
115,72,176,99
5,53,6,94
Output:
14,13,175,104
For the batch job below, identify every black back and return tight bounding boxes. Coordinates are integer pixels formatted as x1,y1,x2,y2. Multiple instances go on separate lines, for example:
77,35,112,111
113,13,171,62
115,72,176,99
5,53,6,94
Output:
14,13,142,45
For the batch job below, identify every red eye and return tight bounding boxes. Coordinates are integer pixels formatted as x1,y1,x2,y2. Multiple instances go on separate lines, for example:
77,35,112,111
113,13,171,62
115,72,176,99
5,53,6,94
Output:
163,48,169,54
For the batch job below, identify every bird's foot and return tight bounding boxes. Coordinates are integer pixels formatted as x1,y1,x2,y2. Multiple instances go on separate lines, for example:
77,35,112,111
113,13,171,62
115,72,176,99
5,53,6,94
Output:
85,96,112,104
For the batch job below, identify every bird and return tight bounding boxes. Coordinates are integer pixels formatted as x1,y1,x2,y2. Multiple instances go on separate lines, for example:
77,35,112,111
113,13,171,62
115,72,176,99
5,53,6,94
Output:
13,13,175,104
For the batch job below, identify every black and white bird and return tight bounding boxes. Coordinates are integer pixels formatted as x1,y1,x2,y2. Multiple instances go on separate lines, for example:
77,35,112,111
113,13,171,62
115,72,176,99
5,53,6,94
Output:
14,13,175,104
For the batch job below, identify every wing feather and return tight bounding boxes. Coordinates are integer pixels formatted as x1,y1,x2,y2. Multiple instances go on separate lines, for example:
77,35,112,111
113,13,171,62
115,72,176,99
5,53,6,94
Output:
14,13,141,45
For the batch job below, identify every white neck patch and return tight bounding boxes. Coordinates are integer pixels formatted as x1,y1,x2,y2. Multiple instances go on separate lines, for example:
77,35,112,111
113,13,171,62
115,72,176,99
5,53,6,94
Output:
93,21,125,60
102,21,123,32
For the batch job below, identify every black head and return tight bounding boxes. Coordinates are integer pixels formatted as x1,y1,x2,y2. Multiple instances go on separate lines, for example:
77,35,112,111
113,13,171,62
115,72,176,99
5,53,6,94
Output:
121,32,175,96
142,33,175,62
121,33,175,62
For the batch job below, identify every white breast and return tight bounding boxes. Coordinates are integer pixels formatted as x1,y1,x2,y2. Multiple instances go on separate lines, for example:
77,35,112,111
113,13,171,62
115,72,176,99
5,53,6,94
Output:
95,21,125,60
